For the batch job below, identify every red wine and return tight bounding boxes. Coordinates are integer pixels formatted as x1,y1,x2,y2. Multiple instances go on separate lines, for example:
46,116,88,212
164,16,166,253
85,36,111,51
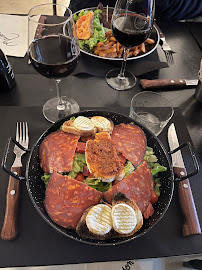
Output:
29,35,79,79
112,14,151,48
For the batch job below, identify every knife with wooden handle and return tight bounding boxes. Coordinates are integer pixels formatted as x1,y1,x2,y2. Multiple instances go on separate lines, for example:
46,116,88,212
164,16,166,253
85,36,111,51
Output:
140,79,198,89
1,167,21,240
168,123,201,236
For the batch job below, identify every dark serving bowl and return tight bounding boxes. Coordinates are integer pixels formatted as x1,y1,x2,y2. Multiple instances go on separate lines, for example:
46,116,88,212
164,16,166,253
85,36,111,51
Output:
2,110,197,246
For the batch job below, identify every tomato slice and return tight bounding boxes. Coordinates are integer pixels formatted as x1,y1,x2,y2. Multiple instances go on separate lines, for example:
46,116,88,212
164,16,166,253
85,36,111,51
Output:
150,190,158,204
118,153,126,165
76,142,86,153
75,172,85,182
80,135,95,142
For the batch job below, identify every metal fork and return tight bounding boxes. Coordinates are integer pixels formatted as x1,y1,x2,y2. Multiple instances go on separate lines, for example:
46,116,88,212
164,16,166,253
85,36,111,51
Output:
160,37,175,64
1,122,29,240
12,122,29,167
155,22,175,64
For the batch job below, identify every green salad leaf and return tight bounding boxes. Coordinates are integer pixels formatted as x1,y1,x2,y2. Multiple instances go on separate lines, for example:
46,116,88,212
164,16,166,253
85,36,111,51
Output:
84,177,112,192
41,173,51,187
68,153,87,179
144,146,167,197
154,178,161,197
124,161,135,177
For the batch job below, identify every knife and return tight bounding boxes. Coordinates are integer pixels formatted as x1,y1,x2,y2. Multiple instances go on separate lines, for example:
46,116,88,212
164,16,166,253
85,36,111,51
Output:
140,79,198,90
168,123,201,236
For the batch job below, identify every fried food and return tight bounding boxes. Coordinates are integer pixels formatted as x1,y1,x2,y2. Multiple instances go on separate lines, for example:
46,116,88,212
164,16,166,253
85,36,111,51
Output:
93,30,155,59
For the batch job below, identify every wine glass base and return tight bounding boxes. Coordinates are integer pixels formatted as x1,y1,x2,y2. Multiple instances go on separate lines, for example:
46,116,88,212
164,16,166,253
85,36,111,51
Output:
106,68,137,91
43,96,80,123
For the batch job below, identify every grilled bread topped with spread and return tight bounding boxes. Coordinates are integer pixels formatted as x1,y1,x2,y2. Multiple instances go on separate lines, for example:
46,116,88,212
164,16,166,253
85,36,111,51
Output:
85,132,124,182
62,116,114,136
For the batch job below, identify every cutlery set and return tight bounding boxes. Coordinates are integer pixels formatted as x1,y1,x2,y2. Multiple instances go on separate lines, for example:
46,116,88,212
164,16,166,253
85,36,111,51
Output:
1,122,29,240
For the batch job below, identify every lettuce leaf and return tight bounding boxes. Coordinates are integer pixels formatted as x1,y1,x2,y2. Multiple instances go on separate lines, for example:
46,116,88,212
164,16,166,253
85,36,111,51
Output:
124,161,135,177
68,153,86,179
41,173,51,187
144,146,167,197
84,178,112,192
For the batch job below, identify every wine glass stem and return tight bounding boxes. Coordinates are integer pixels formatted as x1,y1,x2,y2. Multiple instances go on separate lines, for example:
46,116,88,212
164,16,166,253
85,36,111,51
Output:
118,48,127,79
55,79,65,111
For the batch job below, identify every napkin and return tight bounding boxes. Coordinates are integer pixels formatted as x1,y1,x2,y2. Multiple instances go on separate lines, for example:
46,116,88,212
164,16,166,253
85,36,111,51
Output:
73,51,168,77
0,14,28,57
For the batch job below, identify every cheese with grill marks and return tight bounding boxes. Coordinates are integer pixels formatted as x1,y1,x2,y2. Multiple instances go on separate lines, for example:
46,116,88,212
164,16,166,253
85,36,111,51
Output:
86,204,112,235
91,116,112,132
111,203,137,234
73,116,95,131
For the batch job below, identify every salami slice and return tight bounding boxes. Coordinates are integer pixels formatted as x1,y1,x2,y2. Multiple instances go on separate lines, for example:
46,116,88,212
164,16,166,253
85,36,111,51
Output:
103,161,153,213
111,123,147,167
45,172,102,229
39,130,80,173
143,202,154,219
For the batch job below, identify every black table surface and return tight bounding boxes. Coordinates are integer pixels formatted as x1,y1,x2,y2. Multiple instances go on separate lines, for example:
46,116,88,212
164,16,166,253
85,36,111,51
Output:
0,21,202,267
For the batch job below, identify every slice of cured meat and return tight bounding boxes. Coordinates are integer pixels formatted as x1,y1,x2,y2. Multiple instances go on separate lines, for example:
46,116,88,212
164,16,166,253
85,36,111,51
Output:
103,161,153,213
44,172,102,229
143,202,154,219
39,130,80,173
111,123,147,167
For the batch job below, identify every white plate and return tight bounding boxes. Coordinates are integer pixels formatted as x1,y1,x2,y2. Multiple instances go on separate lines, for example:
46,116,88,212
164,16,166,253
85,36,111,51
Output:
74,7,160,61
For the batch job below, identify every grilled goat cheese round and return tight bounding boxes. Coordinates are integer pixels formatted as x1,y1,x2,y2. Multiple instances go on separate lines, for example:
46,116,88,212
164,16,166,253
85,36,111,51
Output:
111,203,137,234
86,204,112,235
73,116,95,131
91,116,112,132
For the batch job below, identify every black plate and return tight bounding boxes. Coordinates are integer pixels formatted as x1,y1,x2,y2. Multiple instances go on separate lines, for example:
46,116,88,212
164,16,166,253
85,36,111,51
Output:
74,7,160,61
26,110,174,246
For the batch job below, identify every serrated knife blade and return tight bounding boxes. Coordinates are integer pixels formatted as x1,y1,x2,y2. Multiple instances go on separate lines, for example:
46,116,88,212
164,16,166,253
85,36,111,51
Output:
167,123,201,236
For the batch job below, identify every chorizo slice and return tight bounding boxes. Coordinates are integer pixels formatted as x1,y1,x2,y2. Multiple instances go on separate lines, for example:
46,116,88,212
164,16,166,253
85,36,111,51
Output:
103,161,153,214
44,172,102,229
111,123,147,167
39,130,80,173
143,202,154,219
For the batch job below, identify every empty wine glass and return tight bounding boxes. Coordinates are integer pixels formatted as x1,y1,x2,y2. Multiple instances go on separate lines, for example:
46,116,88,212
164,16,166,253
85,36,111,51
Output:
106,0,155,91
28,3,80,123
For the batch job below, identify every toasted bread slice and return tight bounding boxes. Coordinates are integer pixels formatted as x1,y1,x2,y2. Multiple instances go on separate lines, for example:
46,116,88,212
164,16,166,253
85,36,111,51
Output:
76,193,143,240
90,116,114,133
76,11,94,40
62,116,97,136
85,132,124,182
76,204,113,240
111,193,143,237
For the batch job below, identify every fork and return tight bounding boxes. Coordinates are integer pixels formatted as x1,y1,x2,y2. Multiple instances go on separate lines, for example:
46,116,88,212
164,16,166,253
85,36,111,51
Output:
1,122,29,240
155,22,175,64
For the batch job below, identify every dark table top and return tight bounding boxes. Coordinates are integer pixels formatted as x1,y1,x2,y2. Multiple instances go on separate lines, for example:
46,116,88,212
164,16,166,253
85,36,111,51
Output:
0,21,202,267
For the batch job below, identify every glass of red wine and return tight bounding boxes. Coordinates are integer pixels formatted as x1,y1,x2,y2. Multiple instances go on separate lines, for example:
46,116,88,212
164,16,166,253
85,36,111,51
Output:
106,0,155,91
28,3,80,123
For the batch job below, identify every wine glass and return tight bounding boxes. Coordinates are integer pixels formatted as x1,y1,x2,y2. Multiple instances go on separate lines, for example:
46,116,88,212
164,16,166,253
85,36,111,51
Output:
28,3,80,123
106,0,155,91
